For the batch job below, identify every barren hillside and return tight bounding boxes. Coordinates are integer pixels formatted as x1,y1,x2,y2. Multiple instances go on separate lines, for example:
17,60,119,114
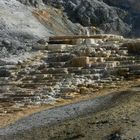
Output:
0,1,140,140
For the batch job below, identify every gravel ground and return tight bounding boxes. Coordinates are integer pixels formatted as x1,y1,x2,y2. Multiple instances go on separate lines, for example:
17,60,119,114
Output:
0,85,140,140
0,93,113,135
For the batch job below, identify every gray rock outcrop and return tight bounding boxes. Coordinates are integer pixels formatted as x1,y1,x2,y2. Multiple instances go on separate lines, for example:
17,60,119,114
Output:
0,0,52,57
17,0,44,7
0,0,81,58
43,0,140,37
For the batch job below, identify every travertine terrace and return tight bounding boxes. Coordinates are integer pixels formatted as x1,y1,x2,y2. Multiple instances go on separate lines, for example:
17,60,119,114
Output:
0,34,139,118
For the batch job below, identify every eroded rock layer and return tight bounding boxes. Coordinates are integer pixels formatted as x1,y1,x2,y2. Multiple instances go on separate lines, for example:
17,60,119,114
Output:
0,34,139,116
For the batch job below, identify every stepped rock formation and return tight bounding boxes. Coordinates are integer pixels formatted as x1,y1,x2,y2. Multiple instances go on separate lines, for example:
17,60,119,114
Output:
0,34,140,123
0,34,140,139
0,0,140,139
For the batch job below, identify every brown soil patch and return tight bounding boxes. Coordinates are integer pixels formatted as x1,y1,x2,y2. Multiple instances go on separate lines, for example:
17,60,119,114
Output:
0,79,139,128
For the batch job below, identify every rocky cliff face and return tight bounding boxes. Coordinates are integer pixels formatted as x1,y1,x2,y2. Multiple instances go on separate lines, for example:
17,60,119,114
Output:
44,0,140,37
103,0,140,12
103,0,140,37
0,0,51,57
1,0,140,58
17,0,44,7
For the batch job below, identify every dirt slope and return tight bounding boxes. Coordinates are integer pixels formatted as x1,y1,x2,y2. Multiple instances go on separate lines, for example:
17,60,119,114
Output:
0,83,140,140
0,0,81,58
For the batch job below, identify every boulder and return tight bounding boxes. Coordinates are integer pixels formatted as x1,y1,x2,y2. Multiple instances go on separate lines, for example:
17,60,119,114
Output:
105,61,120,68
117,68,130,77
0,60,6,66
0,69,11,77
70,56,90,67
85,39,99,46
42,68,69,74
79,87,90,95
122,41,140,54
32,44,48,50
47,44,67,52
85,47,95,56
37,39,48,44
2,39,11,48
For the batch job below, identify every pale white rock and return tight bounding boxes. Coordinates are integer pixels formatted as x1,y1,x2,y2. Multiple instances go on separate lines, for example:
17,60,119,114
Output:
48,44,67,52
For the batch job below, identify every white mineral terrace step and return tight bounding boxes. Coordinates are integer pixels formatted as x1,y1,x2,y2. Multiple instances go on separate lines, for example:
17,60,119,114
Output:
49,34,124,40
0,36,139,115
32,79,61,83
5,94,36,98
120,60,139,65
47,56,72,62
129,70,140,75
118,64,140,70
48,62,66,68
0,65,17,70
47,52,71,56
0,83,57,86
